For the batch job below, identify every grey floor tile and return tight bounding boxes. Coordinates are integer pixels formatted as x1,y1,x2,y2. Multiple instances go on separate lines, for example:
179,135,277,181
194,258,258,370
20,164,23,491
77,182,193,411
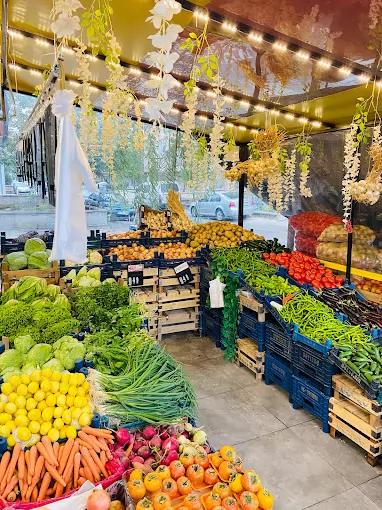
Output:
160,336,207,364
290,420,382,486
196,336,226,359
197,389,285,445
242,382,314,427
234,428,353,510
358,475,382,508
304,487,381,509
211,356,264,387
182,359,242,398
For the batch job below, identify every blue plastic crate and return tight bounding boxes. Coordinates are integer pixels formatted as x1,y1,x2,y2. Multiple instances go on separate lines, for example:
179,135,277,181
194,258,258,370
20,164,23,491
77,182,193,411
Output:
238,311,265,348
265,350,293,396
265,320,293,362
292,375,330,432
292,341,339,395
293,324,333,355
264,295,295,334
202,305,222,323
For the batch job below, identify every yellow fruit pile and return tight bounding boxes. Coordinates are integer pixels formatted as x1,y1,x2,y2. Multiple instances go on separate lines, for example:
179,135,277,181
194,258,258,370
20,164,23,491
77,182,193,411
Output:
0,370,93,447
186,221,264,250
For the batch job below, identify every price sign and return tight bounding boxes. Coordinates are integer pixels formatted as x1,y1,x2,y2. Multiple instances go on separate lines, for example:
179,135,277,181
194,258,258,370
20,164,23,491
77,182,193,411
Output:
174,262,194,285
127,264,144,287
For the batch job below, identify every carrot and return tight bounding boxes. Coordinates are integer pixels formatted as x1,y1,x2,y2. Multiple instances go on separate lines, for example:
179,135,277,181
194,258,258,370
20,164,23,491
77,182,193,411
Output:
44,461,66,487
81,427,114,440
17,451,25,481
78,432,101,453
26,455,45,500
99,439,113,460
79,467,85,478
19,478,26,500
6,491,16,502
73,452,81,487
42,436,58,466
100,450,107,467
64,477,72,494
2,475,18,500
37,442,57,467
55,483,64,498
53,442,60,461
46,488,55,496
0,451,10,488
125,442,134,458
58,438,74,475
29,446,37,477
89,449,108,478
6,443,21,484
80,447,101,482
83,465,95,483
37,472,51,501
62,442,79,483
31,486,38,502
58,444,65,462
77,477,86,487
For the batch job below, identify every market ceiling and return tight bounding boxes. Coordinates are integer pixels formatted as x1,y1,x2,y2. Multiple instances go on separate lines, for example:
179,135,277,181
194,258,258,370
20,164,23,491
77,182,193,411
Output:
2,0,382,142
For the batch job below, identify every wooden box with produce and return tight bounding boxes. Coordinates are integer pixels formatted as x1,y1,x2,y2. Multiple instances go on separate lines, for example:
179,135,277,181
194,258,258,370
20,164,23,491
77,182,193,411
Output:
355,278,382,305
237,338,265,380
329,374,382,466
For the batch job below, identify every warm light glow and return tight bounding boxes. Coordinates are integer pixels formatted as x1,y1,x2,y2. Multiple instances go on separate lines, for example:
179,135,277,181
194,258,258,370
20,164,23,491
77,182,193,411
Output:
317,58,331,69
339,66,351,76
206,90,216,97
89,85,98,92
62,47,75,55
198,115,208,121
222,21,237,33
9,64,21,70
8,29,23,39
251,129,259,134
87,55,98,62
299,117,308,124
285,113,295,120
225,96,234,103
139,99,147,106
36,38,50,47
194,86,200,92
238,126,246,131
296,50,309,60
30,69,42,76
271,109,280,115
170,108,179,113
273,41,287,52
248,32,263,43
69,81,80,87
129,67,142,75
194,9,209,21
311,121,322,128
240,100,250,107
255,104,266,112
226,123,234,128
151,73,161,81
376,81,382,88
359,73,371,83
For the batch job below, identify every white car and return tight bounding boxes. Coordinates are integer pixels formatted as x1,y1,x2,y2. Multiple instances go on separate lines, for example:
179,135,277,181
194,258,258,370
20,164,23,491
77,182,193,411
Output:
12,181,32,195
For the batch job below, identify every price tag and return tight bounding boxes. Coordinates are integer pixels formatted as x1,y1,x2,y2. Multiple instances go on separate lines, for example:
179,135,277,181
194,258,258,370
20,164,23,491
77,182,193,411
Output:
127,264,144,287
174,261,194,285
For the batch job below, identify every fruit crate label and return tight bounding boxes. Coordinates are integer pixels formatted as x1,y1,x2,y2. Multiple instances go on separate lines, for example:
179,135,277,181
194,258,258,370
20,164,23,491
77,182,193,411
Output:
174,262,194,285
127,264,144,287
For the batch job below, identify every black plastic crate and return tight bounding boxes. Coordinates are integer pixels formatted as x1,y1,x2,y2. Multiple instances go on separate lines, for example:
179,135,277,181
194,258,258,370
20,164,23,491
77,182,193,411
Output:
106,253,159,269
1,231,54,254
87,230,102,249
147,230,187,246
200,312,221,344
292,374,330,433
157,252,202,269
265,350,293,396
59,261,113,281
292,342,339,396
202,305,223,324
265,320,293,362
238,310,265,346
101,231,147,248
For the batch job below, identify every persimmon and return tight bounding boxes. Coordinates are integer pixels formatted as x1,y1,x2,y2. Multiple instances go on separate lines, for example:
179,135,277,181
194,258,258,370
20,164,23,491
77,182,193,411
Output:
242,471,261,493
180,452,195,468
205,493,221,510
127,479,146,500
184,494,202,510
204,468,219,486
177,476,193,496
186,464,205,486
220,446,236,463
211,452,224,468
162,478,178,499
256,488,273,510
218,461,236,481
153,493,172,510
240,492,259,510
212,483,232,499
222,497,239,510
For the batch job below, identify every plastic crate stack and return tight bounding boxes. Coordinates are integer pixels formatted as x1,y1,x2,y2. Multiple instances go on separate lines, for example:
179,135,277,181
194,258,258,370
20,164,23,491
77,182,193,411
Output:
199,266,223,348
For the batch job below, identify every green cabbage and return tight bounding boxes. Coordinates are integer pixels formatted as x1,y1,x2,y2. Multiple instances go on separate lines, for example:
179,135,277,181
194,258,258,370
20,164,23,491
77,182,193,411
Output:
0,349,24,376
22,363,38,375
87,267,101,280
4,251,28,270
25,238,46,255
42,358,64,372
14,335,36,354
77,266,87,277
28,251,51,269
24,344,52,366
64,269,77,282
4,299,19,306
78,276,94,287
54,295,71,311
53,336,86,371
90,279,102,287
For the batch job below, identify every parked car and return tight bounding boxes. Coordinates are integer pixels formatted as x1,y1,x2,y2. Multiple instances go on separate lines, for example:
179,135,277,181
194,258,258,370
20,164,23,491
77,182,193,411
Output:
84,192,135,221
12,181,32,195
190,191,257,221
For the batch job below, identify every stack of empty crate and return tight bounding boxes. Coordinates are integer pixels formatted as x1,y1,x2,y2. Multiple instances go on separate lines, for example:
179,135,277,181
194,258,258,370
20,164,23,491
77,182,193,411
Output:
200,266,223,347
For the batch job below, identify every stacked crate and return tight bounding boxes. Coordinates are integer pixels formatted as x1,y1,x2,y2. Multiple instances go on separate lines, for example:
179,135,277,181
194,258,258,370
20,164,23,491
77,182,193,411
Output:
199,265,223,346
237,338,265,380
2,260,61,293
329,374,382,465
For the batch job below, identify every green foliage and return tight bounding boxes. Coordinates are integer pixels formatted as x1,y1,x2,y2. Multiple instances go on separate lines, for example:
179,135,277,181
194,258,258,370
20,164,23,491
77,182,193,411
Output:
81,1,116,59
353,97,372,147
192,127,208,159
295,135,312,174
278,148,289,173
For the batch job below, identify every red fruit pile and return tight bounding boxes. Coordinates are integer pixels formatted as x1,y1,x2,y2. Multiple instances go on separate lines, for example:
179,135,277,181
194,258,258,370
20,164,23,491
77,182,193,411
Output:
263,251,344,289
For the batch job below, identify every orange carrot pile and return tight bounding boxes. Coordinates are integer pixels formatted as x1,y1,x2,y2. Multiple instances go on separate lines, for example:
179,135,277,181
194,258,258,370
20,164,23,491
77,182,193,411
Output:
0,428,115,503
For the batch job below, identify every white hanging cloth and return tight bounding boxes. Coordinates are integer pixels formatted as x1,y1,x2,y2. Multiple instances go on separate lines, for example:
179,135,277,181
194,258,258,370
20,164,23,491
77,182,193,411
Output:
49,89,97,264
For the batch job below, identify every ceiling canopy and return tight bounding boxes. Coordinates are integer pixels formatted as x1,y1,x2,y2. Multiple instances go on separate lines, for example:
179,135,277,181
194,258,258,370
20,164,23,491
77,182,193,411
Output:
2,0,381,141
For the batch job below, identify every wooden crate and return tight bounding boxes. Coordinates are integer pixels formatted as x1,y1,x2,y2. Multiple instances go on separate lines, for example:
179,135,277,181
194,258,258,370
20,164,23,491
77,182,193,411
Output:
2,261,60,292
330,374,382,466
158,286,200,313
133,289,158,312
239,294,267,322
158,266,200,291
237,338,265,381
118,267,158,290
157,309,199,340
357,289,382,305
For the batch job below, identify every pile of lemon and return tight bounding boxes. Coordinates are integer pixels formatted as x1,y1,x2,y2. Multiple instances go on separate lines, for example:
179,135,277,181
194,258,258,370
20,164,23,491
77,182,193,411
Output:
0,370,93,447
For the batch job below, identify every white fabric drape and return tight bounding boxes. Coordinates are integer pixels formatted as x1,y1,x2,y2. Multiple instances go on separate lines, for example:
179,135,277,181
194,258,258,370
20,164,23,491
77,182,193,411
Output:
49,89,97,264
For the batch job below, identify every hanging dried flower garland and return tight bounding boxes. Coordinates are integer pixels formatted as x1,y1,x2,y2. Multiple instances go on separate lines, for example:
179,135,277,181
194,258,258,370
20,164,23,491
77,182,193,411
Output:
349,143,382,205
295,132,312,198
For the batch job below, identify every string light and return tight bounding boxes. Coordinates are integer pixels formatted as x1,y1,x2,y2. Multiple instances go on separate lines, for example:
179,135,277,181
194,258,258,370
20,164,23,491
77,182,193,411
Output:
248,32,263,43
30,69,42,76
69,80,80,87
225,96,234,103
87,55,98,62
255,104,266,112
130,68,142,75
339,66,351,76
299,117,308,124
170,107,179,113
238,126,246,131
206,90,216,97
359,73,371,83
273,41,288,52
251,129,259,134
198,115,208,121
317,58,331,69
9,64,21,70
271,109,280,115
193,9,209,21
8,29,23,39
240,100,250,107
151,73,161,80
62,47,74,55
222,21,237,33
226,123,234,128
296,50,310,60
311,121,322,128
376,81,382,88
89,85,98,92
36,38,50,47
139,99,147,106
285,113,295,120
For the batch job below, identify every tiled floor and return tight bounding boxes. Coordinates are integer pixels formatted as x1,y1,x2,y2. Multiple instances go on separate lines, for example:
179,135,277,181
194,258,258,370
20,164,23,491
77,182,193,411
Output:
161,334,382,510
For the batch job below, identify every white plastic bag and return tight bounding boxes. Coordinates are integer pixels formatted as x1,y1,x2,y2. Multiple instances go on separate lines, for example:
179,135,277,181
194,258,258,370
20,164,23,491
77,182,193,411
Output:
40,481,101,510
209,276,226,308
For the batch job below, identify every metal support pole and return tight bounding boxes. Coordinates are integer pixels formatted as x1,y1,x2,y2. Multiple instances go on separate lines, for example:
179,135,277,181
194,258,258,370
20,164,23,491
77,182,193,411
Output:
238,144,249,227
1,0,9,121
